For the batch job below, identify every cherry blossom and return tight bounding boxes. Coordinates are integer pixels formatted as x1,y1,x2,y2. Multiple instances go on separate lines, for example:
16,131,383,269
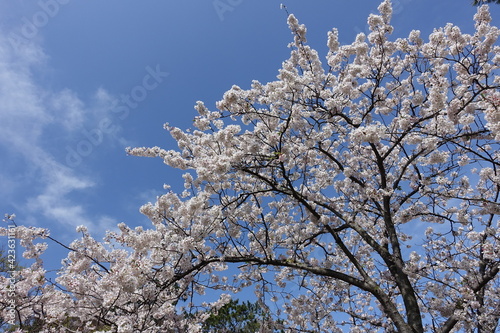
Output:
2,1,500,332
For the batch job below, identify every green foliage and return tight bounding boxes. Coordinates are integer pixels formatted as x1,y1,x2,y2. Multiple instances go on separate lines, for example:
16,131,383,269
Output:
0,247,20,274
5,318,44,333
202,300,282,333
0,248,9,273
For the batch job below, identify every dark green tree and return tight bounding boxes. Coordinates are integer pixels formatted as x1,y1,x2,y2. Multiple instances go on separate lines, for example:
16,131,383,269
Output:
0,247,19,275
202,300,282,333
0,246,20,331
0,248,10,274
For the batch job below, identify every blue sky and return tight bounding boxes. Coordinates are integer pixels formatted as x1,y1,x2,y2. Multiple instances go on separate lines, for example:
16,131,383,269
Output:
1,0,499,269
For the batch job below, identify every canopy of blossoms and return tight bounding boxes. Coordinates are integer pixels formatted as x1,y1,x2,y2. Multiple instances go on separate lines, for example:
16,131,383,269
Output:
1,1,499,332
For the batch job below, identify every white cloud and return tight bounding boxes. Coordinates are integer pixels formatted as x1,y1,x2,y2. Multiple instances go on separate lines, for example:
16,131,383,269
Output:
0,44,50,148
0,22,119,238
137,188,163,205
49,88,86,132
25,151,94,225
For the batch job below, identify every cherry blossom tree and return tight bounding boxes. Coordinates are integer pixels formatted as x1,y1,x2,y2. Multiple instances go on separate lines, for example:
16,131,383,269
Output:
2,1,500,332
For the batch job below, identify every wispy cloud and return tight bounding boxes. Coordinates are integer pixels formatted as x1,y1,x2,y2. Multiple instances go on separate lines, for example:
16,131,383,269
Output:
49,89,86,132
0,23,118,238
